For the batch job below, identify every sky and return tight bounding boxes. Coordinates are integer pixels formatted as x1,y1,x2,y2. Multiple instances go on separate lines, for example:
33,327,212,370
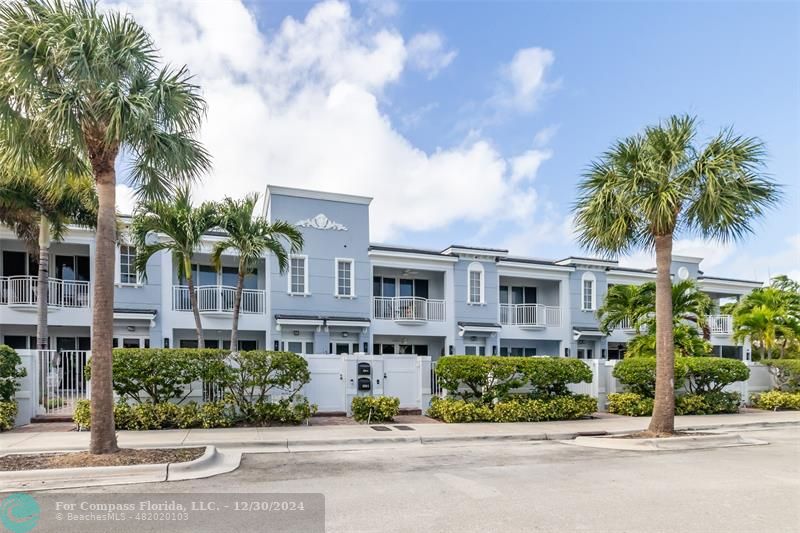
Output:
108,0,800,282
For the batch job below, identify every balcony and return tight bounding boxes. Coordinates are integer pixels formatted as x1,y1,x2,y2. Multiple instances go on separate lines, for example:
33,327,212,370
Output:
373,296,446,323
172,285,266,315
0,276,90,309
709,314,733,336
500,304,561,328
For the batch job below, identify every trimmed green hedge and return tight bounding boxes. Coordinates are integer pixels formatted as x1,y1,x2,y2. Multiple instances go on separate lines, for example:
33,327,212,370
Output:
613,356,748,397
0,344,26,403
0,401,17,431
435,356,591,404
607,392,741,416
351,396,400,423
764,360,800,392
74,399,234,430
751,391,800,411
612,357,688,397
427,395,597,423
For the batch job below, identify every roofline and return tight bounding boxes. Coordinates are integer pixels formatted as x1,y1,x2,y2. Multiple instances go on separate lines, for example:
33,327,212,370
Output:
698,276,763,287
265,185,372,206
442,245,509,257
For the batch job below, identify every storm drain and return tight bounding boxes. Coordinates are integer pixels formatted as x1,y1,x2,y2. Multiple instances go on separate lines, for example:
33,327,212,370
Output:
370,425,392,431
392,426,415,431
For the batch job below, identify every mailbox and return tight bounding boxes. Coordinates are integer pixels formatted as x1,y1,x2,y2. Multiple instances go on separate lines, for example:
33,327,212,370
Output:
357,377,371,391
357,362,371,376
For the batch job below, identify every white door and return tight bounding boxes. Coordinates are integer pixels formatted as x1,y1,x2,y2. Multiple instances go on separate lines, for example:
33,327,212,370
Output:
303,355,346,412
383,355,419,408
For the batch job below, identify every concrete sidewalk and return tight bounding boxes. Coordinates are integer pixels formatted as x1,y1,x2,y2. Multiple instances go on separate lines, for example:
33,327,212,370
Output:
2,410,799,454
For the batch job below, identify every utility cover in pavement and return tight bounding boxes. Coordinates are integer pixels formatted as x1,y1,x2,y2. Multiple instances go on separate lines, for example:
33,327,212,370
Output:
392,426,415,431
370,426,392,431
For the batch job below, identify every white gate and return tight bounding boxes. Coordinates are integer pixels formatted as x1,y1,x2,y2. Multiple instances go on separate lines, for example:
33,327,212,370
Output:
382,355,420,409
35,350,90,416
302,355,346,413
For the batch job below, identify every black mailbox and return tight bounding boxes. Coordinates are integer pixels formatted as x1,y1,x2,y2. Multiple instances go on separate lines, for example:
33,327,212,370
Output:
357,362,371,376
357,377,371,391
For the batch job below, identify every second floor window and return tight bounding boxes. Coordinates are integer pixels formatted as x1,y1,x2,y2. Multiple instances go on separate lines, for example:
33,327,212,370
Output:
467,262,484,304
119,245,137,284
336,259,354,297
289,255,308,294
581,272,596,311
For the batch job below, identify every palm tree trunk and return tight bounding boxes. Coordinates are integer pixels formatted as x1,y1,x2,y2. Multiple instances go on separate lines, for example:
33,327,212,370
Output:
89,154,119,454
36,218,50,350
648,234,676,435
185,265,205,348
230,266,244,352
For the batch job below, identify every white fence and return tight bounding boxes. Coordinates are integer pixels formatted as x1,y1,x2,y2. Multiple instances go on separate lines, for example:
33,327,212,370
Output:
499,304,561,327
373,297,446,322
0,276,90,308
709,315,733,335
172,285,266,314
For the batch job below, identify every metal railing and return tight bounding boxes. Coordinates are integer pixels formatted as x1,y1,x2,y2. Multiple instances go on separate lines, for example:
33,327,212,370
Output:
499,304,561,326
172,285,266,314
617,317,635,331
35,349,91,416
373,297,446,322
0,276,90,308
710,314,733,335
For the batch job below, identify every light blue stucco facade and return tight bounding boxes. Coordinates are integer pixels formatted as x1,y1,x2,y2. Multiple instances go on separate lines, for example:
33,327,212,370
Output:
0,185,760,361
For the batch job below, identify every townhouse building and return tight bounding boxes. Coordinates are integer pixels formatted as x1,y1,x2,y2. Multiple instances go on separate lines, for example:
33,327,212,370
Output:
0,185,760,360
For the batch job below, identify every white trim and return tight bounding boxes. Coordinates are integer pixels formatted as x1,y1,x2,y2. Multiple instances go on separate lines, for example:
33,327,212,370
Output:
326,320,370,328
467,262,485,305
288,254,310,296
556,257,618,267
334,257,355,297
443,246,508,258
113,312,156,321
497,261,574,274
672,255,703,264
581,271,597,311
368,250,458,264
276,317,324,327
266,185,373,205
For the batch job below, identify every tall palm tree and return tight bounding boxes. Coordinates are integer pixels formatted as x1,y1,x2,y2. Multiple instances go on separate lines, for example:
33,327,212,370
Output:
0,171,97,351
131,188,218,348
573,115,780,434
0,0,211,453
597,284,649,334
211,194,304,351
731,281,800,359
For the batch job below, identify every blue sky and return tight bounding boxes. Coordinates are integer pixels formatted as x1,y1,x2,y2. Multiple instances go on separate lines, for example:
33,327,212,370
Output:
114,0,799,281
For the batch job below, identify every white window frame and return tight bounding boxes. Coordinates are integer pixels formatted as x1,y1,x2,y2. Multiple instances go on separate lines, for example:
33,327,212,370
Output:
115,244,142,286
581,271,596,311
334,258,355,298
467,262,485,305
288,254,310,296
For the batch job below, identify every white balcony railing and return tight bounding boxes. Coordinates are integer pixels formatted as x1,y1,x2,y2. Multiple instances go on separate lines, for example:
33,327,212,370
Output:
172,285,266,314
0,276,90,308
373,297,446,322
500,304,561,327
709,314,733,336
617,317,635,332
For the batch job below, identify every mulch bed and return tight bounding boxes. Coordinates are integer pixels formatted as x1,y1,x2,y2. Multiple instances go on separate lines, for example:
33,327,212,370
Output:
613,431,716,439
0,447,205,471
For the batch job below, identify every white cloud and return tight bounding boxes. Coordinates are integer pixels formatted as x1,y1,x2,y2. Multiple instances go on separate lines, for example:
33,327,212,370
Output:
105,0,557,242
494,47,556,112
115,184,136,216
407,31,457,78
509,148,552,183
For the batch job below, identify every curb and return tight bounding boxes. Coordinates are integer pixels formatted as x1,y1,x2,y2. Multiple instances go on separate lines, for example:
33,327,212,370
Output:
569,433,769,451
0,445,240,493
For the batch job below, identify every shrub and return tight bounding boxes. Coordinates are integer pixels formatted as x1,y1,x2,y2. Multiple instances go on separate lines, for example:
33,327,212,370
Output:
0,401,17,431
675,392,741,415
0,344,26,403
351,396,400,423
607,393,654,416
613,357,688,397
435,356,591,404
427,395,596,423
683,358,749,394
84,348,227,404
751,391,800,411
221,351,311,423
73,399,235,430
764,360,800,392
247,397,317,426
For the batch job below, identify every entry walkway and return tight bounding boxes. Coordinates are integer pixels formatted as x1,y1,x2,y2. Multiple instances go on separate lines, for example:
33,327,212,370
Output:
2,410,798,454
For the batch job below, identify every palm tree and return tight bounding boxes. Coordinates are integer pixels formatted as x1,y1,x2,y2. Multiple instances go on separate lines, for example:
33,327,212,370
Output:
211,194,303,351
131,188,218,348
573,115,780,434
0,171,97,351
597,284,649,334
731,280,800,359
638,279,712,338
0,0,211,453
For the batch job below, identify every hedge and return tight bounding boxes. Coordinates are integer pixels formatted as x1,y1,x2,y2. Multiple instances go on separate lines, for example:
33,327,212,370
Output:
612,357,748,397
750,391,800,411
427,395,597,423
0,401,17,431
435,356,591,404
74,399,234,430
0,344,26,403
612,357,688,397
351,396,400,423
764,360,800,392
607,392,740,416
